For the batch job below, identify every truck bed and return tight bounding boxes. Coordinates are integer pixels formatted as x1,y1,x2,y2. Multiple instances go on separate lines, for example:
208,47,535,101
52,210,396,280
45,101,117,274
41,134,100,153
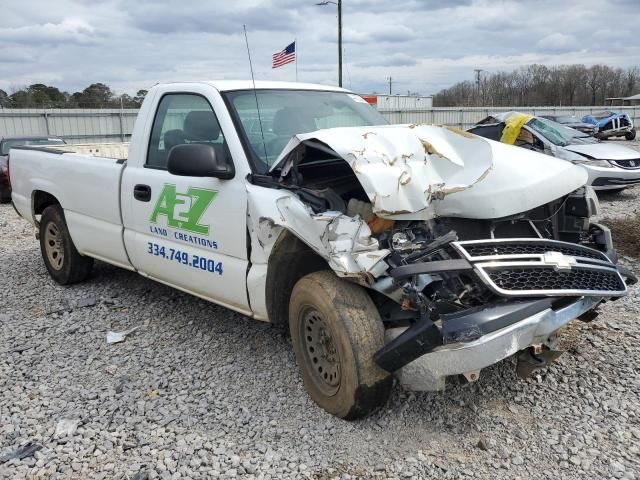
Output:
43,142,129,160
10,144,132,269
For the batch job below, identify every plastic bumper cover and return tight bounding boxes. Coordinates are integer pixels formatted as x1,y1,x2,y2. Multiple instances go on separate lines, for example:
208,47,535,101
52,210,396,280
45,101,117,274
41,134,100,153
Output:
383,296,602,391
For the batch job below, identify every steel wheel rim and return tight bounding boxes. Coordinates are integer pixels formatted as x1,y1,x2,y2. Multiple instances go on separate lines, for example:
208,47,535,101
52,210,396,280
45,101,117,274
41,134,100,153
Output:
300,306,341,396
44,222,64,270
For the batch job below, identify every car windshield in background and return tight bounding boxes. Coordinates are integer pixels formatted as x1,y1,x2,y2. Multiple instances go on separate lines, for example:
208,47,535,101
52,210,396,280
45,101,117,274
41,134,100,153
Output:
1,138,65,155
554,115,581,123
528,117,590,147
224,89,388,171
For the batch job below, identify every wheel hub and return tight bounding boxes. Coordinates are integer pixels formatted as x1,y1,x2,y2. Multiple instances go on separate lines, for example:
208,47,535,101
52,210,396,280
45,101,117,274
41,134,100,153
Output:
301,308,341,395
44,222,64,270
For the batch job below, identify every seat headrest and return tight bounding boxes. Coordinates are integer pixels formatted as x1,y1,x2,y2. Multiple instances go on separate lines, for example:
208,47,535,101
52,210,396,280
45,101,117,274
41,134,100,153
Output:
184,111,220,141
164,129,185,150
272,107,316,136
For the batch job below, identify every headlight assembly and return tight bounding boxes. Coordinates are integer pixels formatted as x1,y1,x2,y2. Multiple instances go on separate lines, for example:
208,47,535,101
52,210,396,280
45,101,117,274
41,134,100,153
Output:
586,160,614,168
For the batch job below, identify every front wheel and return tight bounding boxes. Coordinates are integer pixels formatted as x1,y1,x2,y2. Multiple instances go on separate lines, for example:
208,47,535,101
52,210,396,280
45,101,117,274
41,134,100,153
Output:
0,185,10,203
39,205,93,285
289,271,392,420
626,130,636,141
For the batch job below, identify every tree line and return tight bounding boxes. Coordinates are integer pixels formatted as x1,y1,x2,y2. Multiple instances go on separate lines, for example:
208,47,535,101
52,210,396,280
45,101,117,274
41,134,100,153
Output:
0,83,148,109
433,64,640,107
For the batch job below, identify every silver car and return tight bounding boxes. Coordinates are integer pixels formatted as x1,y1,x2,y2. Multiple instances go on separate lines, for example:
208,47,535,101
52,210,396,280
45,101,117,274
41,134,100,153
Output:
469,112,640,192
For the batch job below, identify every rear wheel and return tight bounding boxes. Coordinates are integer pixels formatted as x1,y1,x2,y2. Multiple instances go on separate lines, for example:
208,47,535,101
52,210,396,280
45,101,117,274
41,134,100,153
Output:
626,130,636,141
289,271,392,420
40,205,93,285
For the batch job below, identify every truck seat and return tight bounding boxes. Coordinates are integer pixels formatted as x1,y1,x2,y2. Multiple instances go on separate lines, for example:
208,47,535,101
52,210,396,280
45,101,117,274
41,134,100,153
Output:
183,111,228,164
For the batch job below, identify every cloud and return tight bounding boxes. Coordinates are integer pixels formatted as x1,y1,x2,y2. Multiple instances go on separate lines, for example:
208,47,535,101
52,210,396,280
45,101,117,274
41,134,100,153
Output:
355,53,419,68
536,33,580,53
0,18,97,46
0,0,638,97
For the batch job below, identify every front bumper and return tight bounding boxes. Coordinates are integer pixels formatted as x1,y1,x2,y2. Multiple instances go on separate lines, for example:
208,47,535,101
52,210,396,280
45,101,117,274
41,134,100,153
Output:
584,164,640,190
374,236,634,390
385,296,602,391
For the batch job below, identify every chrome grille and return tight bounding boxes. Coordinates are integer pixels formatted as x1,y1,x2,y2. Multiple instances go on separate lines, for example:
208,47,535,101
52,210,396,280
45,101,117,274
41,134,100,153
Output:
610,159,640,169
452,239,627,297
453,239,610,263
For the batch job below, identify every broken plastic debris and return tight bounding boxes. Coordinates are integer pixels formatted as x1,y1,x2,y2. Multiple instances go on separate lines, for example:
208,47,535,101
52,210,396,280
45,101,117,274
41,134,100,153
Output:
106,326,141,344
77,296,97,308
0,442,43,464
54,418,80,438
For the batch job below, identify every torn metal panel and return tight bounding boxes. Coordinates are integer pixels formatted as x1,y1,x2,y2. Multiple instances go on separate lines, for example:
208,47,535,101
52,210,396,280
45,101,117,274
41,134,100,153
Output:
315,212,390,280
245,183,389,283
271,124,588,220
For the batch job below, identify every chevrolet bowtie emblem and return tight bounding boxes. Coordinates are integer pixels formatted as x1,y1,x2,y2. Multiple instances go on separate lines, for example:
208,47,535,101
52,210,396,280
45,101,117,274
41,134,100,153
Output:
543,251,577,272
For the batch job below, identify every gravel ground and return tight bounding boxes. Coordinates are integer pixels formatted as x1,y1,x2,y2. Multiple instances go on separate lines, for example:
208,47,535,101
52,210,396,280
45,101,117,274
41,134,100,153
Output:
2,147,640,479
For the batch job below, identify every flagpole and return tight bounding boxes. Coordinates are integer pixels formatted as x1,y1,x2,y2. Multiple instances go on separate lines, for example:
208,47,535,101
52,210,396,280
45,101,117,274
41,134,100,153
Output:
295,38,298,82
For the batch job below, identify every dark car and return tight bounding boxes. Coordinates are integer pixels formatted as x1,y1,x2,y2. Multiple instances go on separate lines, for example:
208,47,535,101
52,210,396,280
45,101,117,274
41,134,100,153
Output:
539,115,598,137
0,136,66,203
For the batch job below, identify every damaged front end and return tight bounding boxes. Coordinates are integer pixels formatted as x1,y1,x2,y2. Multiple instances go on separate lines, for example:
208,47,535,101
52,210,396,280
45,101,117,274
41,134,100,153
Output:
247,124,635,391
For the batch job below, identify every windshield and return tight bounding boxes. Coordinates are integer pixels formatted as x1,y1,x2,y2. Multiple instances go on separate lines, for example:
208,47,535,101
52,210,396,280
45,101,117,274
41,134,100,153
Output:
224,89,388,171
554,115,580,124
527,117,595,147
0,138,65,155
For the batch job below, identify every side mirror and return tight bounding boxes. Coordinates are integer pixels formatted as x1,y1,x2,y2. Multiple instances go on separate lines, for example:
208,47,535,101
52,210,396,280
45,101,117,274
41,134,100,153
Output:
167,144,234,179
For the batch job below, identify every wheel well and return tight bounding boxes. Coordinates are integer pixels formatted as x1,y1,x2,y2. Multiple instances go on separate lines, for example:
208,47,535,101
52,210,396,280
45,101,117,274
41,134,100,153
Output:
32,191,60,218
266,231,329,326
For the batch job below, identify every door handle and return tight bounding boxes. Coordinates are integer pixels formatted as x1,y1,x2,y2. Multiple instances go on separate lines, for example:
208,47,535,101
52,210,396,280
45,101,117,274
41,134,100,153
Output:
134,184,152,202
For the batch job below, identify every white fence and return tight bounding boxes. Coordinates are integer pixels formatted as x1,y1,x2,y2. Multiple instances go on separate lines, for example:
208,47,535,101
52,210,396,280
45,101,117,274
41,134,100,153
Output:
0,105,638,144
0,108,139,144
381,106,640,130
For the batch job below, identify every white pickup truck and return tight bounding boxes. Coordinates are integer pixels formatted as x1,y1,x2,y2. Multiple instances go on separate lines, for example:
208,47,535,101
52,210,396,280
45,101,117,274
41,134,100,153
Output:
9,81,635,419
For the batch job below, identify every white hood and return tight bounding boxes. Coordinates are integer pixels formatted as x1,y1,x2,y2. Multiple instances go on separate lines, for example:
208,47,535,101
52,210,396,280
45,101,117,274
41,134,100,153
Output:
272,124,588,220
564,142,640,161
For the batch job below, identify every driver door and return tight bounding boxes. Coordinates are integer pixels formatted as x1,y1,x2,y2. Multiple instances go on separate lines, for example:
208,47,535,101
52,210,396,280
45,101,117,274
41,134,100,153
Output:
121,92,250,314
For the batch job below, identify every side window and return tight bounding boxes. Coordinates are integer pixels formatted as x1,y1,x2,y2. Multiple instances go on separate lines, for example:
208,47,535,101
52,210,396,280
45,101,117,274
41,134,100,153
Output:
146,94,227,169
532,134,545,151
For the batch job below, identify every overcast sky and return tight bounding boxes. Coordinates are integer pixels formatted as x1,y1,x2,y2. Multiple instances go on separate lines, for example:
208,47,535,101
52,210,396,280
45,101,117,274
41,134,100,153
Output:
2,0,639,96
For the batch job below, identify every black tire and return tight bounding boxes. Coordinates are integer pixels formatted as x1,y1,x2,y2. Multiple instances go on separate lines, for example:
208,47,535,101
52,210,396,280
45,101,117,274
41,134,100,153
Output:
604,187,626,194
39,205,93,285
0,186,10,204
289,271,392,420
626,130,636,141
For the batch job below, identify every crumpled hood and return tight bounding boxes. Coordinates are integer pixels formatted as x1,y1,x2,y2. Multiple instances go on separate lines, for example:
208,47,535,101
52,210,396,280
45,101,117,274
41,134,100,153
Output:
272,124,588,220
564,142,640,161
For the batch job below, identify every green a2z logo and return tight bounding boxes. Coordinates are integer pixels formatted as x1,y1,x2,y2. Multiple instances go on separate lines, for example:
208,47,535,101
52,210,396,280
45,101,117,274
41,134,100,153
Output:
150,184,217,235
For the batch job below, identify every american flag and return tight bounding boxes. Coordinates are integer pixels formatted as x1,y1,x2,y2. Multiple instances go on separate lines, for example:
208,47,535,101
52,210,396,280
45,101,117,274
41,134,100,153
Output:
272,42,296,68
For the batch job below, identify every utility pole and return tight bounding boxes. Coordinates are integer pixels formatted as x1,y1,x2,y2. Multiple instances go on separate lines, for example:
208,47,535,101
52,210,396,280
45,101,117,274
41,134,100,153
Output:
316,0,343,87
474,69,483,105
338,0,342,87
388,76,392,95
